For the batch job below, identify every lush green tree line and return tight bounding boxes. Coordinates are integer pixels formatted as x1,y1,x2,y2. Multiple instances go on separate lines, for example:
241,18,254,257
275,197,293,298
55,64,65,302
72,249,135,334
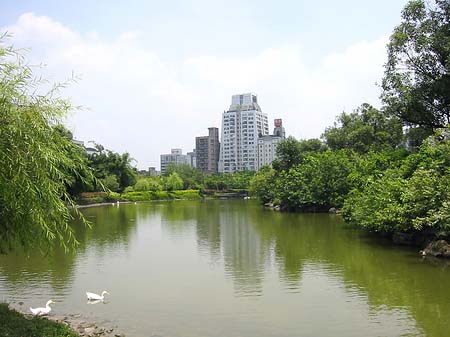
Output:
250,0,450,236
250,114,450,235
126,162,253,194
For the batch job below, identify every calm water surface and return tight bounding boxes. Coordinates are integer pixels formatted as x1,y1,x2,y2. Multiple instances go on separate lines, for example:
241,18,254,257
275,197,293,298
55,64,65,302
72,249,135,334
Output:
1,200,449,337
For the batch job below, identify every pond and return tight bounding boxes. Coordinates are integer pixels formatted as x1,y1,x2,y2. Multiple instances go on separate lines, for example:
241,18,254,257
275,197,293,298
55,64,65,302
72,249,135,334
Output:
1,200,449,337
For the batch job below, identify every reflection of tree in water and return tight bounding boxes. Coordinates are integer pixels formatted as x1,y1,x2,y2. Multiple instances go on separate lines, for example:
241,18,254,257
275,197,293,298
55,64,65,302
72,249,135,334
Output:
159,200,222,262
194,200,222,263
0,244,77,294
73,204,139,251
316,227,450,337
249,208,309,287
0,204,140,294
159,200,269,296
159,201,198,237
249,206,450,337
217,201,269,297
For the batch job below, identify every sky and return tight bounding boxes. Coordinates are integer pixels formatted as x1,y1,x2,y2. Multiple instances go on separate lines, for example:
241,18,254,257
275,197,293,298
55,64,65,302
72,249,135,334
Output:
0,0,409,170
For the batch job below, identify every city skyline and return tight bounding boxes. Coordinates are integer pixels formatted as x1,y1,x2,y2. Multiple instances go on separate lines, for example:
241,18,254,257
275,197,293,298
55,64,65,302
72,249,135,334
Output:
0,0,410,169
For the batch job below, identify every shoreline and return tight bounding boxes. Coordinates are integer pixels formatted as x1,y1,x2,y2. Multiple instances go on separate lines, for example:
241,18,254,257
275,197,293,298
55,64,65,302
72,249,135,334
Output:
8,302,124,337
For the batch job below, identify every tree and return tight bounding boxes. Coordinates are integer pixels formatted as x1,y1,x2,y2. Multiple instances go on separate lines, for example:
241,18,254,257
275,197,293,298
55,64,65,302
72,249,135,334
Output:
276,151,354,211
322,103,403,153
165,172,183,191
164,163,203,189
343,128,450,233
272,137,303,171
87,147,136,192
0,38,92,253
249,166,276,203
273,137,329,171
382,0,450,129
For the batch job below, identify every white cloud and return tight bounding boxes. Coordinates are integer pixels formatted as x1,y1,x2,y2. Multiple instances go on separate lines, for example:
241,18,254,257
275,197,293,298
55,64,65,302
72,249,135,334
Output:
2,12,389,169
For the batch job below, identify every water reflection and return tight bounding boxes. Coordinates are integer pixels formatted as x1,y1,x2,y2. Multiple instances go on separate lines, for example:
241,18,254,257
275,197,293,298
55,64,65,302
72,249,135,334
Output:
158,200,450,336
75,204,140,250
219,202,267,297
0,200,449,337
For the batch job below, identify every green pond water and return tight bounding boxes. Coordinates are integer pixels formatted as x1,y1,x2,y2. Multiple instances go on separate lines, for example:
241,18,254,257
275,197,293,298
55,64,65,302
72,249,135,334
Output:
0,199,449,337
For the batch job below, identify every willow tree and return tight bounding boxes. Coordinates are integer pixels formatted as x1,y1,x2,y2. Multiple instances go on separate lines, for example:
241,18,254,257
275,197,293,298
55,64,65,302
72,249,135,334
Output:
0,38,92,253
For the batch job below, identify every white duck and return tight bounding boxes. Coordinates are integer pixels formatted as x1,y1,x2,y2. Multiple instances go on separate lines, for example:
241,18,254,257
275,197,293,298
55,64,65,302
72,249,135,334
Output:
30,300,54,316
86,290,110,301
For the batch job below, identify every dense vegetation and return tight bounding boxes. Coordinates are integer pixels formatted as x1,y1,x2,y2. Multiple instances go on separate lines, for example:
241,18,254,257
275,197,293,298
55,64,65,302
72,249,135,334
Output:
250,0,450,239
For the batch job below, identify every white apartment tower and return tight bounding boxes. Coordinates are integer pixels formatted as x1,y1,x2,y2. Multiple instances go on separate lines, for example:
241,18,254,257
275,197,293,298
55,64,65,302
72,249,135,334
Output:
219,93,269,173
256,119,286,170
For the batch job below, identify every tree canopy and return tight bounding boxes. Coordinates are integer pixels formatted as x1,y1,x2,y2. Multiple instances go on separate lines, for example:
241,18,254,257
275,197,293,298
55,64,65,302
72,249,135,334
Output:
382,0,450,129
87,144,137,192
321,103,403,153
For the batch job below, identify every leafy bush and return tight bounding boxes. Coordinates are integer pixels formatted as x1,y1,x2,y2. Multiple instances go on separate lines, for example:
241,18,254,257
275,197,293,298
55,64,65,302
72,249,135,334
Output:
343,130,450,233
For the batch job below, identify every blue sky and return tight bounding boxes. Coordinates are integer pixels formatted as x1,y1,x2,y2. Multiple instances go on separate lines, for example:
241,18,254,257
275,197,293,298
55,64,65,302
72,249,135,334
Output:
1,0,409,169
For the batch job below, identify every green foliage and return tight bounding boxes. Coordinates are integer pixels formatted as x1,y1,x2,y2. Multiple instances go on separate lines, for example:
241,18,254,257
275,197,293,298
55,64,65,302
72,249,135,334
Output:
382,0,450,129
297,138,329,153
120,190,201,201
343,169,408,232
272,136,304,171
343,130,450,233
0,38,92,253
164,163,204,189
405,126,435,150
87,146,136,192
0,303,79,337
100,174,120,192
276,151,354,210
252,145,355,211
123,186,134,193
203,173,226,190
171,190,202,200
249,166,276,202
347,149,409,190
272,137,328,171
133,176,163,192
164,172,184,191
322,103,403,153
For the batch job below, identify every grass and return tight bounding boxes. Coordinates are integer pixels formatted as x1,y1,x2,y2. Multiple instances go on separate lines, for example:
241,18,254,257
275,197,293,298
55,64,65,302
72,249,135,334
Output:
0,303,79,337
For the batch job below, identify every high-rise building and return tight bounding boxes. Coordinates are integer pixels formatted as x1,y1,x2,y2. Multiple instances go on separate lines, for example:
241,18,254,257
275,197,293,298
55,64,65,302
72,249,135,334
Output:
160,148,191,174
256,119,286,170
218,93,269,173
196,127,220,173
187,150,197,168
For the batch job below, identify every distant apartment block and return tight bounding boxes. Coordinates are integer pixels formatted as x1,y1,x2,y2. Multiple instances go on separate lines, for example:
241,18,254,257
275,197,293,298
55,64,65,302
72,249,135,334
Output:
148,167,159,176
160,148,191,174
218,93,269,173
187,150,197,168
256,119,286,170
196,127,220,173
